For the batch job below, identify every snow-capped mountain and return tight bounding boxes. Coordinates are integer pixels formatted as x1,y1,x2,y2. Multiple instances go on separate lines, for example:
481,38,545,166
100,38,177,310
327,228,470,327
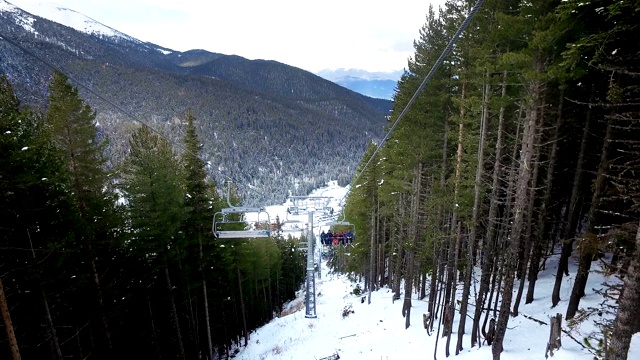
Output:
4,1,125,37
1,0,172,54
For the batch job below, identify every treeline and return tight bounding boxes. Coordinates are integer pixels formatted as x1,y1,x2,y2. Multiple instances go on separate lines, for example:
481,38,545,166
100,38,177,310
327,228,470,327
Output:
0,72,306,359
340,0,639,359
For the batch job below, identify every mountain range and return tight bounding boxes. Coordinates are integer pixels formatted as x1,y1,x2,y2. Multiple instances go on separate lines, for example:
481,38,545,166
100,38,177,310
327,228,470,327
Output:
0,0,392,205
316,68,402,100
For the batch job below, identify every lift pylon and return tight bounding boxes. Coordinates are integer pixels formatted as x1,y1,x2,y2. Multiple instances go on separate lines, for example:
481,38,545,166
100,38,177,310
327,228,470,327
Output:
286,195,333,318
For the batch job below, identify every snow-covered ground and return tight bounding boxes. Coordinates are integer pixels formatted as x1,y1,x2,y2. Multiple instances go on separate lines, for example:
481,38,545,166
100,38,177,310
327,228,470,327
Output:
235,181,623,360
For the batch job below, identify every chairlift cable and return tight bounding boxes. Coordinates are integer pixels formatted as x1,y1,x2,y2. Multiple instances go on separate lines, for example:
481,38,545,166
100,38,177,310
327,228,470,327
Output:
336,0,486,208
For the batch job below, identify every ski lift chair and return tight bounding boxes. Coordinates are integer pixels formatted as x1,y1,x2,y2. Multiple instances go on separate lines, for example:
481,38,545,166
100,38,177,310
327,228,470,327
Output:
326,219,356,253
213,206,271,239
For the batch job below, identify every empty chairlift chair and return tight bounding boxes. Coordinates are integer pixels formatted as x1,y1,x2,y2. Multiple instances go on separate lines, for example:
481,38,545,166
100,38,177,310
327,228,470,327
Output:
212,206,271,239
212,181,272,239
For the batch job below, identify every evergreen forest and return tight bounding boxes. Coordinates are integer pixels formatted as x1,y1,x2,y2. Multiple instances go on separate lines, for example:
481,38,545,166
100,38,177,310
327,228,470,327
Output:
339,0,639,359
1,71,307,359
1,0,640,360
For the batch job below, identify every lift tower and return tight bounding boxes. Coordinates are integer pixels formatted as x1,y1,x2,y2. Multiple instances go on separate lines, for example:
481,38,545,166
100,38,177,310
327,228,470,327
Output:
287,196,332,318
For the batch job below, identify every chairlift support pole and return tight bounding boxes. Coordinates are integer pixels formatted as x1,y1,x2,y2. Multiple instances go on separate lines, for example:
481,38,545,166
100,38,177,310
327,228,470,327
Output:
287,195,332,318
305,210,317,318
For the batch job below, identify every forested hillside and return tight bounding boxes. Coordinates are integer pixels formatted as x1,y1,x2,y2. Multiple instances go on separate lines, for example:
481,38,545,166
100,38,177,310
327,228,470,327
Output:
0,0,389,205
1,71,312,359
340,0,640,359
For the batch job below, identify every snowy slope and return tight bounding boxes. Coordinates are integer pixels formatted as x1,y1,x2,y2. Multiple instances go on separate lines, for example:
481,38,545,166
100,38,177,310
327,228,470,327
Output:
4,0,147,45
236,182,620,360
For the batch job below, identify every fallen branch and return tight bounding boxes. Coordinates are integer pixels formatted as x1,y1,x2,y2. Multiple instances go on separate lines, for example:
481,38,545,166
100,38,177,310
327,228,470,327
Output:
561,328,591,354
522,313,547,326
339,333,356,339
318,352,341,360
521,313,595,356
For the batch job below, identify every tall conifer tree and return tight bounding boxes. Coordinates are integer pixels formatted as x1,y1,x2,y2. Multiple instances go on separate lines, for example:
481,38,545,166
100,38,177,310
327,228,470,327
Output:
121,125,188,359
180,109,218,359
46,71,119,356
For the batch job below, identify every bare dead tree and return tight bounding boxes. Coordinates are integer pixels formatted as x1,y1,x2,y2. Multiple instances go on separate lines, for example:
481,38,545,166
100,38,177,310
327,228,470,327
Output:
527,87,564,304
492,76,541,360
545,313,562,358
457,72,490,354
472,70,509,347
513,108,542,316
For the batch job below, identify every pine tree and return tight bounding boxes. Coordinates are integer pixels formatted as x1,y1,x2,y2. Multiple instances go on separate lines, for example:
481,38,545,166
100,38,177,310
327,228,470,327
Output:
1,73,74,358
180,109,218,359
0,74,28,360
46,71,120,356
121,125,188,359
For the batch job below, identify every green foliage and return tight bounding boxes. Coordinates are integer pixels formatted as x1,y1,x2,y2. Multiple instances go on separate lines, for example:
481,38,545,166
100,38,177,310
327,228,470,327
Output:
583,334,606,360
1,71,314,358
352,283,363,296
180,108,218,271
0,73,70,270
121,125,187,265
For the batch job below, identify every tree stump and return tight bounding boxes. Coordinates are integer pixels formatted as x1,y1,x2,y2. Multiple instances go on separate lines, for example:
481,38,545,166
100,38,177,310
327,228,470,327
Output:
545,313,562,358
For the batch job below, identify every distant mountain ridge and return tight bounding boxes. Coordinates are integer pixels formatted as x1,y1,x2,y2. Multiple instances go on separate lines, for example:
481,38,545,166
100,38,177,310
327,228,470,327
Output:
0,0,392,205
316,68,403,81
316,68,402,100
7,0,400,100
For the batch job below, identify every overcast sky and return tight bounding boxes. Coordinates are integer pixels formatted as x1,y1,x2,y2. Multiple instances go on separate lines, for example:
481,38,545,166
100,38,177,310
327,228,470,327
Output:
9,0,445,73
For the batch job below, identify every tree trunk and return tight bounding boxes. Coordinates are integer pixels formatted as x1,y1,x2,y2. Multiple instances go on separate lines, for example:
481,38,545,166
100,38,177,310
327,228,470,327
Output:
420,260,428,300
472,70,508,347
492,78,539,360
198,231,214,360
89,257,112,354
527,88,563,304
566,114,612,320
552,87,594,307
368,203,377,304
427,246,439,333
445,81,465,348
42,287,63,360
446,222,461,357
27,230,64,360
392,196,407,301
236,264,249,347
457,74,489,354
545,313,562,358
393,243,405,301
402,164,424,328
379,219,388,288
165,265,186,359
607,222,640,360
202,279,213,360
0,277,21,360
513,120,541,316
